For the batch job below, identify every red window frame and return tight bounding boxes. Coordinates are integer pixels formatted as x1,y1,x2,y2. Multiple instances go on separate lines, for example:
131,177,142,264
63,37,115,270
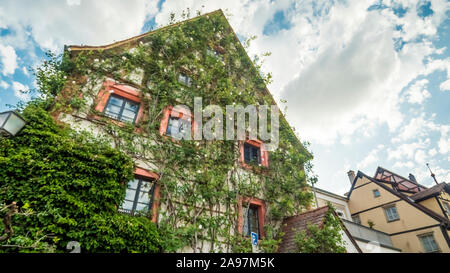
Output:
159,106,198,138
93,79,144,125
237,196,266,238
133,168,161,223
239,139,269,168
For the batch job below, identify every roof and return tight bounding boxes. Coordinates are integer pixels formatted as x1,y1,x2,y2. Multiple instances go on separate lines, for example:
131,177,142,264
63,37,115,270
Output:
64,9,311,158
374,166,427,194
355,171,450,226
410,182,450,202
277,205,361,253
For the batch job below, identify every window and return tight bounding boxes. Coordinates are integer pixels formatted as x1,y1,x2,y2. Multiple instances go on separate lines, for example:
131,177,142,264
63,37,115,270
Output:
419,233,440,253
244,142,261,165
104,94,140,123
352,214,361,224
243,205,260,238
160,106,195,140
336,210,345,218
119,176,156,216
166,116,191,139
384,205,400,222
373,189,380,198
178,73,192,87
443,202,450,216
238,197,265,238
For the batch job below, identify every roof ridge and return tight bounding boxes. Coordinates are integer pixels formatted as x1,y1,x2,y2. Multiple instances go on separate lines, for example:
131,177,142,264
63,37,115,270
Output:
375,166,427,189
67,9,224,51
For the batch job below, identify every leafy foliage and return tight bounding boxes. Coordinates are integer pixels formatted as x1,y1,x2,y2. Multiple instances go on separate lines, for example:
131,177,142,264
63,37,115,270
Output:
293,205,347,253
2,10,318,253
0,104,162,252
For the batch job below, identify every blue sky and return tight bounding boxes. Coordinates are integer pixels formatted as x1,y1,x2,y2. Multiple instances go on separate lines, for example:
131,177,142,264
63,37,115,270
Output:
0,0,449,194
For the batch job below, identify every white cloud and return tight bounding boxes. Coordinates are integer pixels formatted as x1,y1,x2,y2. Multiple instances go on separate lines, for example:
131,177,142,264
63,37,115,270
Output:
0,80,9,89
440,79,450,91
66,0,81,6
0,0,159,52
438,125,450,155
357,148,379,169
392,113,439,143
403,79,431,104
0,44,18,76
11,81,30,101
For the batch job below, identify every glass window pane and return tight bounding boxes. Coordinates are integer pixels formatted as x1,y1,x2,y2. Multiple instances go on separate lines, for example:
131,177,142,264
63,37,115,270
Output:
105,104,121,119
249,207,259,236
135,202,149,213
137,191,150,204
139,181,153,192
108,96,124,106
125,188,136,201
120,109,137,122
124,101,139,112
128,178,139,190
120,200,134,212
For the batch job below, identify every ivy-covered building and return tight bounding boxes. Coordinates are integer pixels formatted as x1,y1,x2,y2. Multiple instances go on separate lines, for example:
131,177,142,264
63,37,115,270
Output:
53,9,313,252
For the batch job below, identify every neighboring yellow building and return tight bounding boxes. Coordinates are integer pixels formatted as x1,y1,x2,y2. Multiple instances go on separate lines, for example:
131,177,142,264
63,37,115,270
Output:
346,167,450,253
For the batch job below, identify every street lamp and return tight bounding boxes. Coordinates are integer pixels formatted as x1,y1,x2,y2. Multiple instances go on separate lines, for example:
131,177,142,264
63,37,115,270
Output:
0,111,26,137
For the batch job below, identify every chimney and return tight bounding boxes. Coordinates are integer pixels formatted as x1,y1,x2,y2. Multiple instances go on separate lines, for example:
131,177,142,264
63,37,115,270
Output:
409,173,417,183
347,170,356,185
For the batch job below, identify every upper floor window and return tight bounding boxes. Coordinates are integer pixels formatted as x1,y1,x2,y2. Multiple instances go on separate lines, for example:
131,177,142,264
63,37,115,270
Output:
178,73,192,87
373,189,380,198
352,214,361,224
160,106,195,140
94,79,144,125
166,116,191,139
240,139,269,168
244,142,261,165
418,233,440,253
384,205,399,222
119,176,156,216
104,94,140,124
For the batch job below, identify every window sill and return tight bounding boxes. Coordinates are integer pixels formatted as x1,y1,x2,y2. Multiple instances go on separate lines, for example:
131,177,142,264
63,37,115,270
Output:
386,218,400,223
87,113,144,134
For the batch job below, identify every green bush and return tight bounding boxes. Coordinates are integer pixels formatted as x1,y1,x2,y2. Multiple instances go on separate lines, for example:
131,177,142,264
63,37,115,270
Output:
0,104,162,252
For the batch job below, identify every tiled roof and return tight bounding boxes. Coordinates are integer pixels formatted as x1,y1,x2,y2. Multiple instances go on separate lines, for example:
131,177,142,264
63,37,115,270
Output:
410,182,450,202
277,206,329,253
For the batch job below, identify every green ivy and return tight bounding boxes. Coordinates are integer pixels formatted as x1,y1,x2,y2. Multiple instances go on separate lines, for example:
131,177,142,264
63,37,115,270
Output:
293,205,347,253
2,10,318,253
0,104,162,253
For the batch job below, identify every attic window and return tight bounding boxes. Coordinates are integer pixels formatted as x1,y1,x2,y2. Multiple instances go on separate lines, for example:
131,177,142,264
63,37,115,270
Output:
373,189,380,198
178,73,192,87
244,142,261,165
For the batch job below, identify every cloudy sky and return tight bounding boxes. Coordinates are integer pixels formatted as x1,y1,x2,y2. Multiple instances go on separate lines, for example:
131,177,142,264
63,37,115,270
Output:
0,0,449,194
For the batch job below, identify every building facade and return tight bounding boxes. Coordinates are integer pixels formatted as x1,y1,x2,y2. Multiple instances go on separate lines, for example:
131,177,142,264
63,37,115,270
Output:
346,167,450,253
53,10,313,252
312,187,401,253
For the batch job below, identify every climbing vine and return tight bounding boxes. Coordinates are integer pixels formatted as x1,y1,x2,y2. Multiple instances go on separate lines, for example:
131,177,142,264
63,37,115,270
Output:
3,10,315,253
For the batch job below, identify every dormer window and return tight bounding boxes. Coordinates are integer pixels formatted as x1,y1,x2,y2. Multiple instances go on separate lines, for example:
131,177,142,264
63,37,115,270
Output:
104,94,140,124
178,73,192,87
